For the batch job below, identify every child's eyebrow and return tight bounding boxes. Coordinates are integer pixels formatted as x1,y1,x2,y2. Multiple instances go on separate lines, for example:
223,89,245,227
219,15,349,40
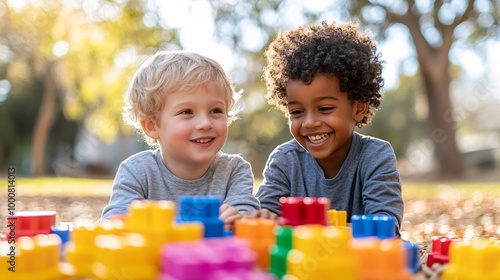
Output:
286,96,339,106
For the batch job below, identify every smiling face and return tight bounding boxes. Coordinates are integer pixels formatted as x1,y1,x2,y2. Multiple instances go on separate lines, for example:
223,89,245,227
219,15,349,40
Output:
141,82,229,179
286,74,368,177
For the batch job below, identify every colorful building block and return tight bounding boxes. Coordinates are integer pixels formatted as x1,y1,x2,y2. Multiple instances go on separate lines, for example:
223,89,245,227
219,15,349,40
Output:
327,209,347,227
123,199,203,243
443,239,500,280
8,211,56,238
0,234,63,280
234,218,276,270
280,197,330,226
92,233,158,280
269,226,293,279
351,214,396,239
159,237,263,280
209,270,277,280
63,221,124,278
404,241,420,274
350,238,411,280
51,222,73,247
177,196,224,238
426,236,459,268
286,225,355,280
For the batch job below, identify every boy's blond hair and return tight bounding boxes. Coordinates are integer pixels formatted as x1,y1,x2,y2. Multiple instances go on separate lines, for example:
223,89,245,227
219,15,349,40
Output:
123,50,242,146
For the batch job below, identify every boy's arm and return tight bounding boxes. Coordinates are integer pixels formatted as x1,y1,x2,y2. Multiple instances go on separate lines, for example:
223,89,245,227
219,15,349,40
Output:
100,163,147,221
255,152,292,216
222,156,260,212
361,142,404,233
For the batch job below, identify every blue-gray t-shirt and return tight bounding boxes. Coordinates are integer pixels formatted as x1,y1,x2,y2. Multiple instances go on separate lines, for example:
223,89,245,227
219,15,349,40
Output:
256,132,404,231
101,149,260,220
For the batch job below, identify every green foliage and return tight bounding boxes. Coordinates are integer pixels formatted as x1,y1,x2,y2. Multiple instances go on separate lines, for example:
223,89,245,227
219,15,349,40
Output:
0,0,181,174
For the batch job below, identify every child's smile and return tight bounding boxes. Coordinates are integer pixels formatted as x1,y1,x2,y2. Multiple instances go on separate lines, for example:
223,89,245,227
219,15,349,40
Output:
306,133,331,144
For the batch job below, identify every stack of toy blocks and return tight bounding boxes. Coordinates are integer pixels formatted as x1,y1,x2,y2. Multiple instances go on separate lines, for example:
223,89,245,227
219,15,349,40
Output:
63,220,124,278
0,234,63,280
443,238,500,280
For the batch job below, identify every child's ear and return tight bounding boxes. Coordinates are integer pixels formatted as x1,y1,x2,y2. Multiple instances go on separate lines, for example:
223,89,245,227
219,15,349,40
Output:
140,118,160,139
353,101,369,123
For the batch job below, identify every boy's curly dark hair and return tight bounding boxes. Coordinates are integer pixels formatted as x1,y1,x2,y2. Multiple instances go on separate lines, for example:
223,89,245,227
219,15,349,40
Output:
263,21,384,128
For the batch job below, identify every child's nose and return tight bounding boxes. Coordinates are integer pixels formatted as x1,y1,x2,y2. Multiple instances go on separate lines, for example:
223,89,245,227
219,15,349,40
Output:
302,113,319,128
195,114,213,130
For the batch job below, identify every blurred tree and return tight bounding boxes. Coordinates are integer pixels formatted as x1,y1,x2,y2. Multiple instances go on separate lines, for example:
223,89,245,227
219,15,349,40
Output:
0,0,180,176
209,0,500,178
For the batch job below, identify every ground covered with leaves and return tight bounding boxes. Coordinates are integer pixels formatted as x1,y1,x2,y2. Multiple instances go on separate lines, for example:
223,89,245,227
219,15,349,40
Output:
2,185,500,243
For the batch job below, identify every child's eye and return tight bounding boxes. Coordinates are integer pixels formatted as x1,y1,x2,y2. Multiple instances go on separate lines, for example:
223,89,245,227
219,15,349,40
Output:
288,109,303,116
211,108,225,114
179,109,193,115
319,107,334,113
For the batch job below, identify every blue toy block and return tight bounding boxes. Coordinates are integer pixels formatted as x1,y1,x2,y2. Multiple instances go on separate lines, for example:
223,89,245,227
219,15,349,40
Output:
351,214,396,239
51,222,73,245
177,196,224,238
404,241,420,274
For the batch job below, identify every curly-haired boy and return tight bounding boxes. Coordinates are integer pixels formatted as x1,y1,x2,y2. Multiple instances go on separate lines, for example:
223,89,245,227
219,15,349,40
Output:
248,21,404,234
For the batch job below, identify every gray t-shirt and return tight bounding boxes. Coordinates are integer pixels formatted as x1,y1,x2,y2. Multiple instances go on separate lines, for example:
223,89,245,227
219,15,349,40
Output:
256,132,404,231
101,149,260,220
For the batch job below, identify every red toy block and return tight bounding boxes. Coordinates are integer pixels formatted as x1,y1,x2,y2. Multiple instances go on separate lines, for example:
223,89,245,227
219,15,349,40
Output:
9,211,56,238
426,236,459,267
280,197,330,226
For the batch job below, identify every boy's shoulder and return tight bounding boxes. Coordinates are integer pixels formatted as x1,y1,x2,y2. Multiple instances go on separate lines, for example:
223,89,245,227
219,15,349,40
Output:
271,139,308,157
353,132,394,156
215,151,250,165
122,149,159,164
355,132,391,146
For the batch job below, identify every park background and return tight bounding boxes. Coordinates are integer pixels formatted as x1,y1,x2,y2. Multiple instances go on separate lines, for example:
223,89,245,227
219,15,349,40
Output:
0,0,500,244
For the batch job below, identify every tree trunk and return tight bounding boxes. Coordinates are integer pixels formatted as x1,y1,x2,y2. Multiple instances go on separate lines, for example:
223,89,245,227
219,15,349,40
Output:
31,62,57,176
418,54,464,178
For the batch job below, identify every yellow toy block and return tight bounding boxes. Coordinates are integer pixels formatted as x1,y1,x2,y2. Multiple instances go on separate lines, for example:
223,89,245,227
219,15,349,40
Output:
286,225,355,280
124,200,175,234
171,222,204,242
0,234,64,280
443,239,500,280
327,209,347,227
63,221,123,278
123,200,203,267
92,233,158,280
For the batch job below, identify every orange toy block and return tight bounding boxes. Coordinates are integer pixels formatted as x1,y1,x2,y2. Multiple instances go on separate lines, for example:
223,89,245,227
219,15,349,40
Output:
350,238,411,280
234,218,276,270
